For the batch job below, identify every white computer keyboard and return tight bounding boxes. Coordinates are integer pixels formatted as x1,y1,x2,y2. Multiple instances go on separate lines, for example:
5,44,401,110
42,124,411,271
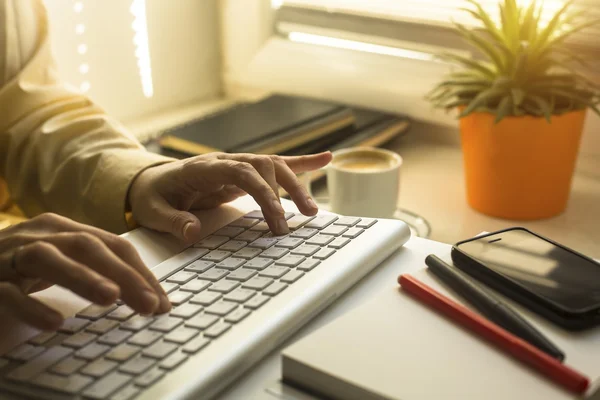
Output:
0,210,408,400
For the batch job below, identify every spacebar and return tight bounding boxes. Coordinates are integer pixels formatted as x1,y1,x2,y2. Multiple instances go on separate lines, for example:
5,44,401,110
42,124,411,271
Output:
151,247,209,281
0,379,74,400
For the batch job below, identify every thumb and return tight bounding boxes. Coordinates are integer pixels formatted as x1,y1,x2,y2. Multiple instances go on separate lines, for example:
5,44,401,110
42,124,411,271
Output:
145,201,202,243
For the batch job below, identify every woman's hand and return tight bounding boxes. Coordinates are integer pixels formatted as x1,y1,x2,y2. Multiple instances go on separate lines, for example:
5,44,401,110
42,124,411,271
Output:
128,152,332,243
0,214,170,330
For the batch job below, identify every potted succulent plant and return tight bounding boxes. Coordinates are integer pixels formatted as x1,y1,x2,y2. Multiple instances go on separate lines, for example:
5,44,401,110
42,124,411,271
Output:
428,0,599,220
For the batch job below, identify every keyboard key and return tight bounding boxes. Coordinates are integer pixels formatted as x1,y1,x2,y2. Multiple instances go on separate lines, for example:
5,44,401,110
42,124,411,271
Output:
202,250,232,262
185,314,219,330
249,221,270,232
263,282,288,296
121,316,154,332
59,317,90,334
107,305,136,321
223,288,256,303
149,316,183,332
343,227,364,238
217,257,246,270
105,344,140,362
198,268,229,282
167,270,197,284
235,230,262,242
82,371,132,398
275,237,304,249
190,291,222,306
160,351,188,370
227,268,257,282
281,270,305,284
286,215,315,229
305,215,338,229
63,331,98,348
356,218,377,228
80,358,119,378
233,247,262,259
180,279,211,293
224,308,251,323
6,346,73,382
50,356,87,376
152,247,208,281
164,328,199,344
135,367,165,387
184,260,215,273
119,357,156,375
242,276,274,290
33,372,93,394
261,232,289,240
229,217,259,228
194,235,229,249
260,247,289,259
243,257,273,270
214,226,245,238
204,322,232,339
334,216,360,226
245,295,270,310
182,337,210,354
245,210,265,219
142,341,178,359
77,304,118,320
306,235,334,246
314,248,336,260
321,225,348,236
218,240,247,252
290,228,318,239
75,343,110,360
128,330,163,347
248,237,278,249
86,319,119,334
275,255,305,267
259,265,289,279
6,344,45,361
291,244,319,256
329,237,351,249
28,331,57,346
167,291,193,306
205,301,237,316
98,329,132,346
208,280,239,293
111,384,140,400
170,303,203,319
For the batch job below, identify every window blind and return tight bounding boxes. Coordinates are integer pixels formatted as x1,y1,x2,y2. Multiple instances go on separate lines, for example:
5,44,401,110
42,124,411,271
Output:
279,0,600,50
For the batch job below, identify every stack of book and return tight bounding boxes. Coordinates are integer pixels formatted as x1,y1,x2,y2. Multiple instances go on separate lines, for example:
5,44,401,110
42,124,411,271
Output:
158,94,410,160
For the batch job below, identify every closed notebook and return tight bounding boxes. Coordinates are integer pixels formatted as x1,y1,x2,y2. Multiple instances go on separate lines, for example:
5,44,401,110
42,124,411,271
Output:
282,268,600,400
159,95,354,155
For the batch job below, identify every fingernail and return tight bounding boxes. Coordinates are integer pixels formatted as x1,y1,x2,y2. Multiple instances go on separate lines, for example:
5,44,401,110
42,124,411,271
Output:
276,218,289,234
271,200,284,215
97,281,119,303
307,197,318,210
183,222,193,240
141,289,160,312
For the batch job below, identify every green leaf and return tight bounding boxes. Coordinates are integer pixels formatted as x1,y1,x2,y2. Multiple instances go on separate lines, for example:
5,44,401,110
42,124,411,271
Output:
520,1,538,42
463,1,505,43
546,19,600,48
533,0,575,54
495,95,513,123
459,87,508,117
452,23,506,71
528,95,553,122
438,53,497,78
511,88,526,106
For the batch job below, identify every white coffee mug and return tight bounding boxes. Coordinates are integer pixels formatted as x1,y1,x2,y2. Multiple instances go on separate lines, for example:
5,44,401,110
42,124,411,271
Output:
305,147,402,218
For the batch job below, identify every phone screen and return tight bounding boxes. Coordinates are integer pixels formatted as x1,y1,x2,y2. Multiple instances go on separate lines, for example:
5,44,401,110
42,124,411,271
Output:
457,229,600,312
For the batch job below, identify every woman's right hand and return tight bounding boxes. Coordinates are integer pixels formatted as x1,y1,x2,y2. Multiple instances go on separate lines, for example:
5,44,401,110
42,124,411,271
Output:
0,213,170,331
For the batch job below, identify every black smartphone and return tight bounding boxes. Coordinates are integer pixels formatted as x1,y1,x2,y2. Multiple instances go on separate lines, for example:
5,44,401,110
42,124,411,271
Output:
451,227,600,331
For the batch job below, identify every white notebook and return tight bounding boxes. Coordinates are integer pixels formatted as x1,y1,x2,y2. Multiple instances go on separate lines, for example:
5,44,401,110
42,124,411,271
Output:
282,268,600,400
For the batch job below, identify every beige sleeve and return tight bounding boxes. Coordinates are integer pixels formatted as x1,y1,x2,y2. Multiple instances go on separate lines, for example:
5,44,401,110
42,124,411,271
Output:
0,0,173,233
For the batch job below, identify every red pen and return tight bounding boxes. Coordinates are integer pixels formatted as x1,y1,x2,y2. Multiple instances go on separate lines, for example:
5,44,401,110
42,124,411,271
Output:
398,274,590,395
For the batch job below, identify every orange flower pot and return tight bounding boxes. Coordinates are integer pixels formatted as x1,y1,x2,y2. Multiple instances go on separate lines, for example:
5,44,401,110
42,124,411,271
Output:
459,110,587,220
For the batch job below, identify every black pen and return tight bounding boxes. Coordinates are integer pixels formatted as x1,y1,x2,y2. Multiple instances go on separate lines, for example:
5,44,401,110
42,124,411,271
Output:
425,254,565,362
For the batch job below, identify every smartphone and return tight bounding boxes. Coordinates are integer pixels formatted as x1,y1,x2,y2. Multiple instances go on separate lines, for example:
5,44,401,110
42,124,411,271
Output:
451,227,600,331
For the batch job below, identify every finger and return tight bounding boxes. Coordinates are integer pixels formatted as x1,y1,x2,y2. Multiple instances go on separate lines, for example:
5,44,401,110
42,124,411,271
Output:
271,156,319,216
35,214,170,313
0,282,63,330
10,241,121,306
46,233,161,314
206,160,288,235
191,185,247,210
218,154,279,198
278,152,332,174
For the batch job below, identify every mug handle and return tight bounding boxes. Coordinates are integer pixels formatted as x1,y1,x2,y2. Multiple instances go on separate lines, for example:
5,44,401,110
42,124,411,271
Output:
301,168,330,210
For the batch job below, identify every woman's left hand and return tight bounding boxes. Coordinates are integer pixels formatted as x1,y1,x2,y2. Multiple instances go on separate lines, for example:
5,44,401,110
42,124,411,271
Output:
128,152,332,243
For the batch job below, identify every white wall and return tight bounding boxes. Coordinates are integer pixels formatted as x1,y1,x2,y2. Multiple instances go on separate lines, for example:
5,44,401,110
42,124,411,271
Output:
44,0,222,121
